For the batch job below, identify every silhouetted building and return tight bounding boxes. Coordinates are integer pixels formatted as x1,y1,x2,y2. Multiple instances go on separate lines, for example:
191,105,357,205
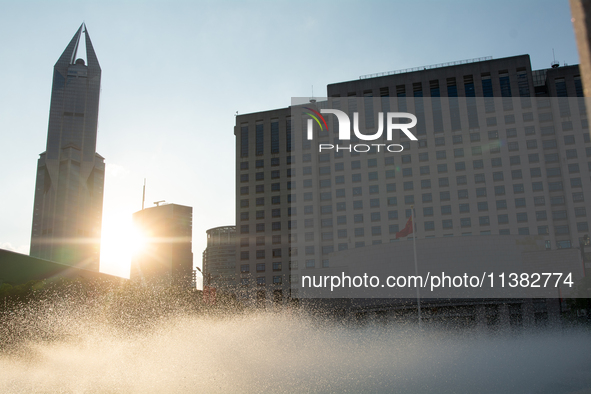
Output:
30,24,105,271
130,203,193,287
202,226,236,289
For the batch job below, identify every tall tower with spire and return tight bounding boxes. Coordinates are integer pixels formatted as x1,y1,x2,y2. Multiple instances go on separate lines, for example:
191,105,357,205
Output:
30,24,105,271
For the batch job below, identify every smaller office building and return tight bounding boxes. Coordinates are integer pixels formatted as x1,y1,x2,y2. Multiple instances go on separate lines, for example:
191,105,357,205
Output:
130,203,193,287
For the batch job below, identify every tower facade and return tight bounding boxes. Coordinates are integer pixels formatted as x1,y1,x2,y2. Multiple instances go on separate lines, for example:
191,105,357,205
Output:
30,24,105,271
130,204,194,287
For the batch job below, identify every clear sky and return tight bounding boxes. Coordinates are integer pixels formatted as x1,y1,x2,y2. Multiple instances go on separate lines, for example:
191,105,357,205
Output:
0,0,580,280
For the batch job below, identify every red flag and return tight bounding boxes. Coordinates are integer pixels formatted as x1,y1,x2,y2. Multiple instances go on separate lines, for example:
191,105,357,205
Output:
396,216,413,239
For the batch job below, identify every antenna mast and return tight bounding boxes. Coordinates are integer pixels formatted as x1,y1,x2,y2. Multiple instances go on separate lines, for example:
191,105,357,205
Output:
142,179,146,210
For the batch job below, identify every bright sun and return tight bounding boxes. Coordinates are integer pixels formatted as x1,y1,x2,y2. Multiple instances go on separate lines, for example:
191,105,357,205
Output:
99,213,146,278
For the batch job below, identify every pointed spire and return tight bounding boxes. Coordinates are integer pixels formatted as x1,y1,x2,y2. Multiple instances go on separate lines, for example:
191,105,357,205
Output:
83,23,101,75
54,24,83,73
54,24,101,76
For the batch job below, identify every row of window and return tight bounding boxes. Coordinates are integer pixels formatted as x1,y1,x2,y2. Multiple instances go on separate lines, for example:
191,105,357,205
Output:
240,218,589,237
240,153,591,187
241,205,587,222
240,189,585,211
239,276,282,285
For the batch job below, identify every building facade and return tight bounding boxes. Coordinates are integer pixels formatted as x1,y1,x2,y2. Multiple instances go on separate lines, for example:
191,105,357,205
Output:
130,203,193,287
235,55,591,302
202,226,237,289
30,24,105,271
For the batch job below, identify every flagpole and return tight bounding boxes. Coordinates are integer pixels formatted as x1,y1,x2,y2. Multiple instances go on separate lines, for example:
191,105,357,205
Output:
411,205,421,328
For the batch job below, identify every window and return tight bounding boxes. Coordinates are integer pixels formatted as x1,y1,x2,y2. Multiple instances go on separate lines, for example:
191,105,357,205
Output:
440,191,451,201
508,142,519,151
455,162,466,171
516,213,528,222
498,214,509,224
422,193,432,203
437,164,448,173
436,150,447,159
491,158,502,167
511,170,522,180
402,168,413,177
494,186,505,196
423,207,434,217
475,174,485,183
536,211,547,221
543,139,557,150
493,172,504,181
496,200,507,209
472,146,482,156
571,178,583,188
564,135,576,145
548,182,563,191
529,154,539,163
479,216,490,226
473,159,484,169
569,163,580,173
478,202,488,211
515,198,526,208
458,190,468,199
256,263,265,272
442,219,453,229
441,205,452,215
459,203,470,213
470,133,480,142
513,184,525,193
435,137,445,146
509,156,521,165
454,148,464,158
476,187,487,197
402,155,411,163
461,218,472,227
419,152,429,162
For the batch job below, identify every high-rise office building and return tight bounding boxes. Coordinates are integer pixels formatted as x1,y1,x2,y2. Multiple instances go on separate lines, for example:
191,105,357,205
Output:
235,55,591,302
30,24,105,271
202,226,237,289
130,203,193,287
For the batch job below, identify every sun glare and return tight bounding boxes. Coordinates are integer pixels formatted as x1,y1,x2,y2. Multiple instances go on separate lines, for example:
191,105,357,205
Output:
100,213,146,278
